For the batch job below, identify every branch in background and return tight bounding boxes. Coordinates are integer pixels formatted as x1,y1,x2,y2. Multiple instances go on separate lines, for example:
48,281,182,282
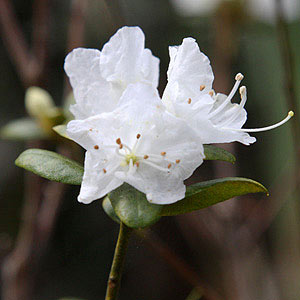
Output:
0,0,33,86
137,229,222,300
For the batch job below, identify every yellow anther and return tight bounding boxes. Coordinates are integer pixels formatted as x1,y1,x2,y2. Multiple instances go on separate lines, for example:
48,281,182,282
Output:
289,111,294,117
161,151,166,156
143,155,149,159
94,145,99,150
136,133,141,139
235,73,244,81
176,159,180,164
167,163,172,169
103,168,107,174
188,98,192,104
200,85,205,91
209,90,214,97
116,138,121,145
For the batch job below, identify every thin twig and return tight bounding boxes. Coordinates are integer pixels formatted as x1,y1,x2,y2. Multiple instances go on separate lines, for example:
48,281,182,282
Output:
0,0,33,86
136,229,222,300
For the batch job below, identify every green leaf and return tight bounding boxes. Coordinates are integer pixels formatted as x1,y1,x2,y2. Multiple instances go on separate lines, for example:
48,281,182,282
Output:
109,184,162,228
203,145,236,164
15,149,83,185
160,177,268,216
53,124,72,140
102,196,120,224
0,118,48,141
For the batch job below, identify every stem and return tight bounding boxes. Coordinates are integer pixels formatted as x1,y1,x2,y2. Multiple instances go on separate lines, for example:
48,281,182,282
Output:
105,222,132,300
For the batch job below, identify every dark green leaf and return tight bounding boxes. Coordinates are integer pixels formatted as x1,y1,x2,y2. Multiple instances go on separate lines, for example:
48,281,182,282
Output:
109,184,162,228
160,177,268,216
15,149,83,185
203,145,236,164
102,196,120,224
0,118,48,141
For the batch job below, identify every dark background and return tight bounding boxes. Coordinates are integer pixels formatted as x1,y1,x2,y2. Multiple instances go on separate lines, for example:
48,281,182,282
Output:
0,0,299,299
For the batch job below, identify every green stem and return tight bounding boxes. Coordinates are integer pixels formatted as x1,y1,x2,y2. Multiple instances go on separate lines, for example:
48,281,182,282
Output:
105,222,132,300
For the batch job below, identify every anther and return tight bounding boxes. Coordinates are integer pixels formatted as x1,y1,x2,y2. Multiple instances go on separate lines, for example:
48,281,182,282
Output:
235,73,244,81
103,168,107,174
200,85,205,91
136,133,141,139
89,128,93,132
188,98,192,104
176,159,180,164
143,155,149,159
168,163,172,169
94,145,99,150
135,162,140,167
116,138,121,145
119,144,123,149
209,90,214,97
161,151,166,156
239,86,246,95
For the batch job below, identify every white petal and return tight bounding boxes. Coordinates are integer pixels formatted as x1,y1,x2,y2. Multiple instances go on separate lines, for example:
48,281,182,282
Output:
100,26,159,88
78,152,123,204
163,37,214,106
64,48,118,119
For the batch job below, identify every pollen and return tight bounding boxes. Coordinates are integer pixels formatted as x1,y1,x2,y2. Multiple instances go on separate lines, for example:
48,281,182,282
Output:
235,73,244,81
161,151,166,156
168,163,172,169
136,133,141,139
103,168,107,174
188,98,192,104
200,85,205,91
116,138,121,145
176,159,180,164
94,145,99,150
143,155,149,159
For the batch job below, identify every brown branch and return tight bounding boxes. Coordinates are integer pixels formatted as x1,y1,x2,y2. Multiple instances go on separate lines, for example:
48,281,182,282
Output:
136,229,222,300
0,0,34,86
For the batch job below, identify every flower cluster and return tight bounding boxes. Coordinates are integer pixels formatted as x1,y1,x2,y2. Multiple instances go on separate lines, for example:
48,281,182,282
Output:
65,26,293,205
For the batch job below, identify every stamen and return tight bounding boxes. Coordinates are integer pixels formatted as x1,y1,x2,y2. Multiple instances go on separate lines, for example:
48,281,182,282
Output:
168,163,172,169
94,145,99,150
209,73,244,118
200,85,205,91
116,138,121,145
176,159,180,164
136,133,141,139
222,111,294,132
144,155,149,159
188,98,192,104
141,159,170,172
103,168,107,174
161,151,166,156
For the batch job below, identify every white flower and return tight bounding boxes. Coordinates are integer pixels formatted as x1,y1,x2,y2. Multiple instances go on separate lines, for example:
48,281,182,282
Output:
67,83,204,205
162,37,293,145
64,26,159,120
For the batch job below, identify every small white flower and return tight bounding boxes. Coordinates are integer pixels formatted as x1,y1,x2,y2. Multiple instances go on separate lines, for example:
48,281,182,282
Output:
64,26,159,120
67,83,204,205
162,37,293,145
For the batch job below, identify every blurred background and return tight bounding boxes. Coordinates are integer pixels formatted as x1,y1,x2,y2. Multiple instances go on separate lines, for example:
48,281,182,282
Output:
0,0,299,299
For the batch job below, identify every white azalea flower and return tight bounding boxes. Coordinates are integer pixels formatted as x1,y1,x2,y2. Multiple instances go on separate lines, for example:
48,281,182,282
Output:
162,37,293,145
64,26,159,120
67,83,204,205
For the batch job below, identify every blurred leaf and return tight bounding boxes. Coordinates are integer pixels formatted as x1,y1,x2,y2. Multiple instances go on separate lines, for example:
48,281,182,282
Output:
102,196,120,224
203,145,236,163
160,177,268,216
58,298,87,300
109,184,162,228
0,118,48,141
15,149,83,185
63,92,75,121
53,124,72,140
